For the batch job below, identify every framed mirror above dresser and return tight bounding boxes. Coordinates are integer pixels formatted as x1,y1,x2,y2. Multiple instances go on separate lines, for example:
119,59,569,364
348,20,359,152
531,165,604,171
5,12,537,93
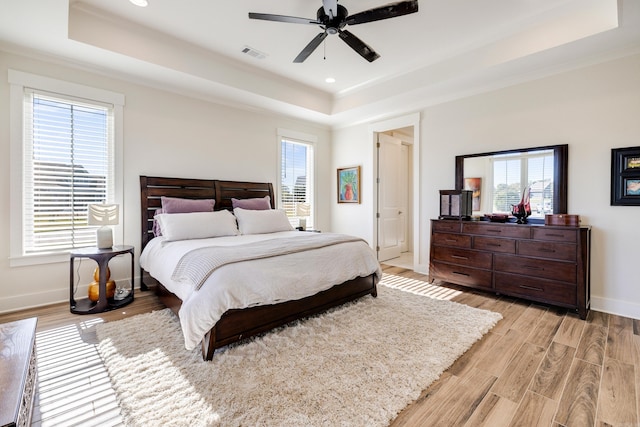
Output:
455,144,568,222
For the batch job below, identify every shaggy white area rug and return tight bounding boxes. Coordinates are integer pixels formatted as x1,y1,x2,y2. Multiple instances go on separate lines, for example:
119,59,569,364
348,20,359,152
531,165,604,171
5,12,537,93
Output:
96,284,502,426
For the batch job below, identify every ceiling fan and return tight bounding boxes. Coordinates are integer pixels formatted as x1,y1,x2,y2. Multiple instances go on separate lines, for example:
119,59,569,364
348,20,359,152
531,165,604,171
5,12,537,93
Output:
248,0,419,63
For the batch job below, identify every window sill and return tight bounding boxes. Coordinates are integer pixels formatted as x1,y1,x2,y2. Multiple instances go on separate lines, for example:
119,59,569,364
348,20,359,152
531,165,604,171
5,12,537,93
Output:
9,252,69,267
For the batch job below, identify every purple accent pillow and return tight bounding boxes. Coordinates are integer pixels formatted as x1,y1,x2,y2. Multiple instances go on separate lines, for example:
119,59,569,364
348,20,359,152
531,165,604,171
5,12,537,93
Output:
161,196,215,214
231,195,271,210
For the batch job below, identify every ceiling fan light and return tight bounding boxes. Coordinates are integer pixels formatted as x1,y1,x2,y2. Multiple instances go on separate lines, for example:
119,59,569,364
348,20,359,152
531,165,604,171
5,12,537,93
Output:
325,77,336,83
129,0,148,7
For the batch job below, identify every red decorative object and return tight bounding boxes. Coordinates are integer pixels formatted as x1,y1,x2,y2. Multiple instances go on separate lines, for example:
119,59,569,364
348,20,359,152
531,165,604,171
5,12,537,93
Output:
512,186,531,224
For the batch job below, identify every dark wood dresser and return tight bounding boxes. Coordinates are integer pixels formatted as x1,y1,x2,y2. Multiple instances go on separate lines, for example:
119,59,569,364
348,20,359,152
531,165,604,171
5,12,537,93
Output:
0,317,38,427
429,219,591,318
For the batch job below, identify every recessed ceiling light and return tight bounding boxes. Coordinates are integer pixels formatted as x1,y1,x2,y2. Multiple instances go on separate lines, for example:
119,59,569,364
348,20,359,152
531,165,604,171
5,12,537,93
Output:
129,0,148,7
325,77,336,83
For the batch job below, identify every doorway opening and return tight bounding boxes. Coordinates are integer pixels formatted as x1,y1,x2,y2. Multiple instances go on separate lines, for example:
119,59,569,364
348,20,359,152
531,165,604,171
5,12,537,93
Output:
370,113,420,272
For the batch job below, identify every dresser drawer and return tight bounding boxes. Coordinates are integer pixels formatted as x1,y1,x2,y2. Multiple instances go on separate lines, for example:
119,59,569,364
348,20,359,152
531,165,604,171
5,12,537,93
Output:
518,240,576,262
432,246,492,269
473,236,516,254
432,220,462,233
495,272,577,307
432,232,471,248
494,254,576,283
430,261,492,290
463,222,531,239
532,227,577,243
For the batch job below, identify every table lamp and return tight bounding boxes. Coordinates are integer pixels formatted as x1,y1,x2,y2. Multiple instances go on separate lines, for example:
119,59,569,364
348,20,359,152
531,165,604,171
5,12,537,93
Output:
88,204,119,249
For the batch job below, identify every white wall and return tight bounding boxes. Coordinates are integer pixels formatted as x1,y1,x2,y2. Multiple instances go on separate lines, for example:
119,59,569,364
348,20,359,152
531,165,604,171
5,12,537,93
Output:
333,53,640,319
0,51,331,312
330,124,376,243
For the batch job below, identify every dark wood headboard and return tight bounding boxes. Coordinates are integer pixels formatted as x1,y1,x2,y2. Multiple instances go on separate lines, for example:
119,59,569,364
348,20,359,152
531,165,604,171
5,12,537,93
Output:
140,176,275,251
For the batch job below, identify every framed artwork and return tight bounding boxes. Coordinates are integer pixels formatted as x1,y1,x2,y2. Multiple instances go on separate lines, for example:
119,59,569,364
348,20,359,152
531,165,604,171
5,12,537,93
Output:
611,146,640,206
464,177,482,211
338,166,361,203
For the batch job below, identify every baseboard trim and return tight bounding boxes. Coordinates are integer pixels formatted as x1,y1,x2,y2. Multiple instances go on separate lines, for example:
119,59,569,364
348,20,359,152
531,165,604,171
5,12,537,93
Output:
591,295,640,320
0,277,138,314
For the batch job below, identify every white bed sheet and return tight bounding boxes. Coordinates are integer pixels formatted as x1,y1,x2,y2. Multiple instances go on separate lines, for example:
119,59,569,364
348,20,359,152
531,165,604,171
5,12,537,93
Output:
140,231,381,350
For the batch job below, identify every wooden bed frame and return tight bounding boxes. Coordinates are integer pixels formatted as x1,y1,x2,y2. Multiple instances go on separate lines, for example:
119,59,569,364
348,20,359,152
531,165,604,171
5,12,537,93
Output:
140,176,378,360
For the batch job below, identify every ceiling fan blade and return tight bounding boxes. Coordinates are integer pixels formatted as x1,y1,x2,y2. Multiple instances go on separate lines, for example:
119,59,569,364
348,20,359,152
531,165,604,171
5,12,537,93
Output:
338,29,380,62
345,0,418,25
248,12,320,25
294,32,328,63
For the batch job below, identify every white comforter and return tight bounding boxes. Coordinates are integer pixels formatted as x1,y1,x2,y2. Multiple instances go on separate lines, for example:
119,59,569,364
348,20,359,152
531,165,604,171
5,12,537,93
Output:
140,231,381,350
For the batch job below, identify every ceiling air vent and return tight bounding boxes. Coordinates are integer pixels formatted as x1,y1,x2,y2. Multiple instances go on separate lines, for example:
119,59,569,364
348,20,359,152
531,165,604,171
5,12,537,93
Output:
241,46,267,60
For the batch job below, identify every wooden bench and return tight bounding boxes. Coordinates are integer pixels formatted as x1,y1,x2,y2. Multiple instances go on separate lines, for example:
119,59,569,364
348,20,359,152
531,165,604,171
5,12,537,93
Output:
0,317,37,427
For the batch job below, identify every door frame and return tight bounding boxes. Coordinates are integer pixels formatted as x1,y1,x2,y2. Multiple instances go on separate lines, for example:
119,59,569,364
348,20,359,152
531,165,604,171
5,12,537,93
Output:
369,112,422,272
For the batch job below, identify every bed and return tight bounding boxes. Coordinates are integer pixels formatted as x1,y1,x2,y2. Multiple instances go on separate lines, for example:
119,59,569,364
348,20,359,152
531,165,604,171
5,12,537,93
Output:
139,176,380,360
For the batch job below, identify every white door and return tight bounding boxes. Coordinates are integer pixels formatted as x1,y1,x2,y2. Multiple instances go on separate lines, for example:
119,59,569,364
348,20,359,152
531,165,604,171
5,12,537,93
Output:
377,133,404,261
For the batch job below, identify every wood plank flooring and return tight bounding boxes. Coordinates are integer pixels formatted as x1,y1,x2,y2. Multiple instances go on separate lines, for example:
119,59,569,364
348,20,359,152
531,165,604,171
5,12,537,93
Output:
386,265,640,427
1,264,638,426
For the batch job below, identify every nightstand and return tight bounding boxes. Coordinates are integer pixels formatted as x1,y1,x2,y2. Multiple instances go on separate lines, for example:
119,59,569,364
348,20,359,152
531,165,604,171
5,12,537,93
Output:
69,245,134,314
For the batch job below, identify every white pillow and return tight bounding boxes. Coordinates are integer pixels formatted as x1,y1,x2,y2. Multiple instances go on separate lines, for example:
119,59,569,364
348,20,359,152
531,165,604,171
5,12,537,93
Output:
233,207,294,235
156,210,238,241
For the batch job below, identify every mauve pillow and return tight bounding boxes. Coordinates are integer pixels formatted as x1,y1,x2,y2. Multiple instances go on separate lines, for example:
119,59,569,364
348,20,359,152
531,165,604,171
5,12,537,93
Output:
161,196,215,214
231,196,271,210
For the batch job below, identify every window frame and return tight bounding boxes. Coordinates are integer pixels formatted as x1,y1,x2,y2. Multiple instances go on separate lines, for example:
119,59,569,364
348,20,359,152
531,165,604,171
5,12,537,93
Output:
8,70,124,266
488,150,555,217
276,128,317,230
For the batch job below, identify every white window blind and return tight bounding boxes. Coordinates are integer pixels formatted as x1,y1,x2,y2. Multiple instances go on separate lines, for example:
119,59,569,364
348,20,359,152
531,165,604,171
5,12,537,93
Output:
22,89,115,254
280,138,314,229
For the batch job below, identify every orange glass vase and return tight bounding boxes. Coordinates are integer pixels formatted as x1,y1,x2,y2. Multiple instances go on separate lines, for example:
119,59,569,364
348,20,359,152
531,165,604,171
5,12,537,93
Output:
88,266,116,302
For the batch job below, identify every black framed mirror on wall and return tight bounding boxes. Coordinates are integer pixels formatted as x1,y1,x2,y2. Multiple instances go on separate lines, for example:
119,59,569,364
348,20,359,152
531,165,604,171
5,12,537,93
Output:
455,144,568,222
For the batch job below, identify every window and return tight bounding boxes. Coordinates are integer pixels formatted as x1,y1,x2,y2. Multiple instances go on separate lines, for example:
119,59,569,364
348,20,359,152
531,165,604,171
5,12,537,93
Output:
490,150,554,218
9,70,124,265
277,129,316,230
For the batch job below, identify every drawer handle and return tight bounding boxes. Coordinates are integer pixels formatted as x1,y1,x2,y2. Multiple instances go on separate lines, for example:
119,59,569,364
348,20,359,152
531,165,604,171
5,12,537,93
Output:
520,285,544,292
545,233,564,237
452,271,469,277
445,239,458,243
524,265,543,270
538,249,556,253
451,255,469,260
487,229,502,233
487,243,502,247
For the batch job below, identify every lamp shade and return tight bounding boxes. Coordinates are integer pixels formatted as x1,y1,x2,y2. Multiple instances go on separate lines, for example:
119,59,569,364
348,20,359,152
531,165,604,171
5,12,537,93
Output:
88,204,119,249
88,204,119,226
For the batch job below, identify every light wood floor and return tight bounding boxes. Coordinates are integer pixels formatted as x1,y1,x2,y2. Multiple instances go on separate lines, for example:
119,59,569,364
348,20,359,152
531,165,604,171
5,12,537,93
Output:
1,265,638,426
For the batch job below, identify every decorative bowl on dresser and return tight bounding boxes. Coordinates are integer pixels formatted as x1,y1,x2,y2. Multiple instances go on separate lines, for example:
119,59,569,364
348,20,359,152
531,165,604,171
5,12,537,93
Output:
0,317,38,427
429,219,591,319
